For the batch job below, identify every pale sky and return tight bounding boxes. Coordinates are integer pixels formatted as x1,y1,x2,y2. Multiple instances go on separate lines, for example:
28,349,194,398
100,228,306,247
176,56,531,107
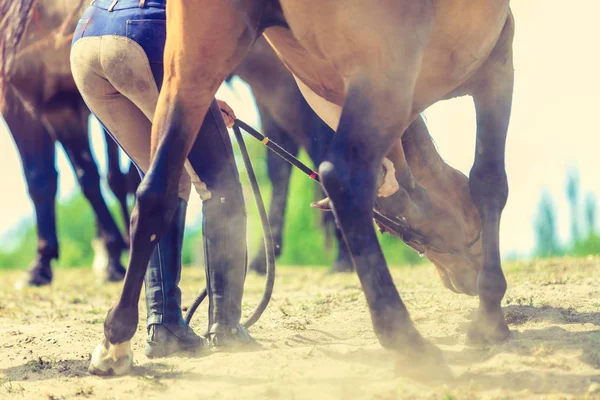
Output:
1,0,599,258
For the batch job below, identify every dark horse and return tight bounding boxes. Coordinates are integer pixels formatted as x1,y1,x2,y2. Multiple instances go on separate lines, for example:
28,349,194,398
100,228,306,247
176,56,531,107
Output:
0,0,137,285
227,37,352,274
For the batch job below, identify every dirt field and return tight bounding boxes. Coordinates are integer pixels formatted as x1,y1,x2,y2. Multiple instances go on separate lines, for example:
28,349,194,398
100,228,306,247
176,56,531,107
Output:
0,258,599,400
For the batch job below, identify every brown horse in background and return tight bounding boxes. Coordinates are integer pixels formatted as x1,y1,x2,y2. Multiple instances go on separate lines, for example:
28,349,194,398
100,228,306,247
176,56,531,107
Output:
0,0,137,285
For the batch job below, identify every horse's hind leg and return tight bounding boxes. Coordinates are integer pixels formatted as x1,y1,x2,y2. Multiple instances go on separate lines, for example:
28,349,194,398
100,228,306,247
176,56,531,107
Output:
104,128,131,244
249,105,297,274
51,105,127,282
7,108,58,286
465,15,514,344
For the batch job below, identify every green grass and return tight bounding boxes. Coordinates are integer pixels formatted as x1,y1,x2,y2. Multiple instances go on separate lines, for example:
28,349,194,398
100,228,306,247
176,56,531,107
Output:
0,145,423,270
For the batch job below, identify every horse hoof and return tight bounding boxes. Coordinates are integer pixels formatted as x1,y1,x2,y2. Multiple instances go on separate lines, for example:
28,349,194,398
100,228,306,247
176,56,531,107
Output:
27,259,53,287
394,338,453,381
377,318,451,380
88,340,133,376
27,272,52,287
466,307,510,345
330,257,353,273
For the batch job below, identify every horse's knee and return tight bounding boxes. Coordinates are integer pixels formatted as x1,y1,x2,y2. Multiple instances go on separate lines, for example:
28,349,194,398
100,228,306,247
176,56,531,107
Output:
319,161,344,199
134,182,179,231
104,305,138,345
321,159,378,206
478,262,507,304
25,167,58,204
469,163,508,213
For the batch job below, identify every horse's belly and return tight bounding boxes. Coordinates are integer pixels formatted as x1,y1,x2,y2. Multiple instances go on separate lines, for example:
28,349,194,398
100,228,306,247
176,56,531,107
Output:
412,0,511,109
267,0,510,114
263,27,347,107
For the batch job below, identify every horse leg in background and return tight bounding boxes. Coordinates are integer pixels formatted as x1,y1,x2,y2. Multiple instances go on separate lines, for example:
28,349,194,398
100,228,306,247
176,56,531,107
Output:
465,14,514,344
126,163,141,199
104,127,131,244
48,103,127,282
304,110,352,273
249,104,297,275
6,104,58,286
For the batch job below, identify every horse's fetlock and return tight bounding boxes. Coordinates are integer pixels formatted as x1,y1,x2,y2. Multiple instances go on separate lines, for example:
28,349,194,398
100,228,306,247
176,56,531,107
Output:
469,165,508,209
135,184,176,217
319,160,342,192
105,306,138,343
477,268,507,304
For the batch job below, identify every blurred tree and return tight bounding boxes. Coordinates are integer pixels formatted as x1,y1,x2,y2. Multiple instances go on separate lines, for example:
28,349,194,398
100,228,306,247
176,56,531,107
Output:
570,192,600,257
0,139,425,269
534,190,561,257
584,192,596,236
565,169,581,242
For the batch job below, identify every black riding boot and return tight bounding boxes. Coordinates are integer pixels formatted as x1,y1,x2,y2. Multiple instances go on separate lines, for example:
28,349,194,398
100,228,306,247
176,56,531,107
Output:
180,99,256,347
203,189,256,347
144,198,205,358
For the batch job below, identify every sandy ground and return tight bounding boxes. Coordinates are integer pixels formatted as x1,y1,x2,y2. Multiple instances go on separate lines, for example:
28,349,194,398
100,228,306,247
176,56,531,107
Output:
0,258,599,399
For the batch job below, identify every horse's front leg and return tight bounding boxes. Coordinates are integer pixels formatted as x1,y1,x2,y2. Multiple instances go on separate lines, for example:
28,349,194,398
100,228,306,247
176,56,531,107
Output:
319,91,447,376
88,0,259,376
88,141,185,375
466,15,515,344
314,8,450,376
320,101,428,349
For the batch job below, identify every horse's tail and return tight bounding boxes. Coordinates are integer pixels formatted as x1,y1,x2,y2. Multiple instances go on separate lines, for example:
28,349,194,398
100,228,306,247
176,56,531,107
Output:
0,0,36,99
